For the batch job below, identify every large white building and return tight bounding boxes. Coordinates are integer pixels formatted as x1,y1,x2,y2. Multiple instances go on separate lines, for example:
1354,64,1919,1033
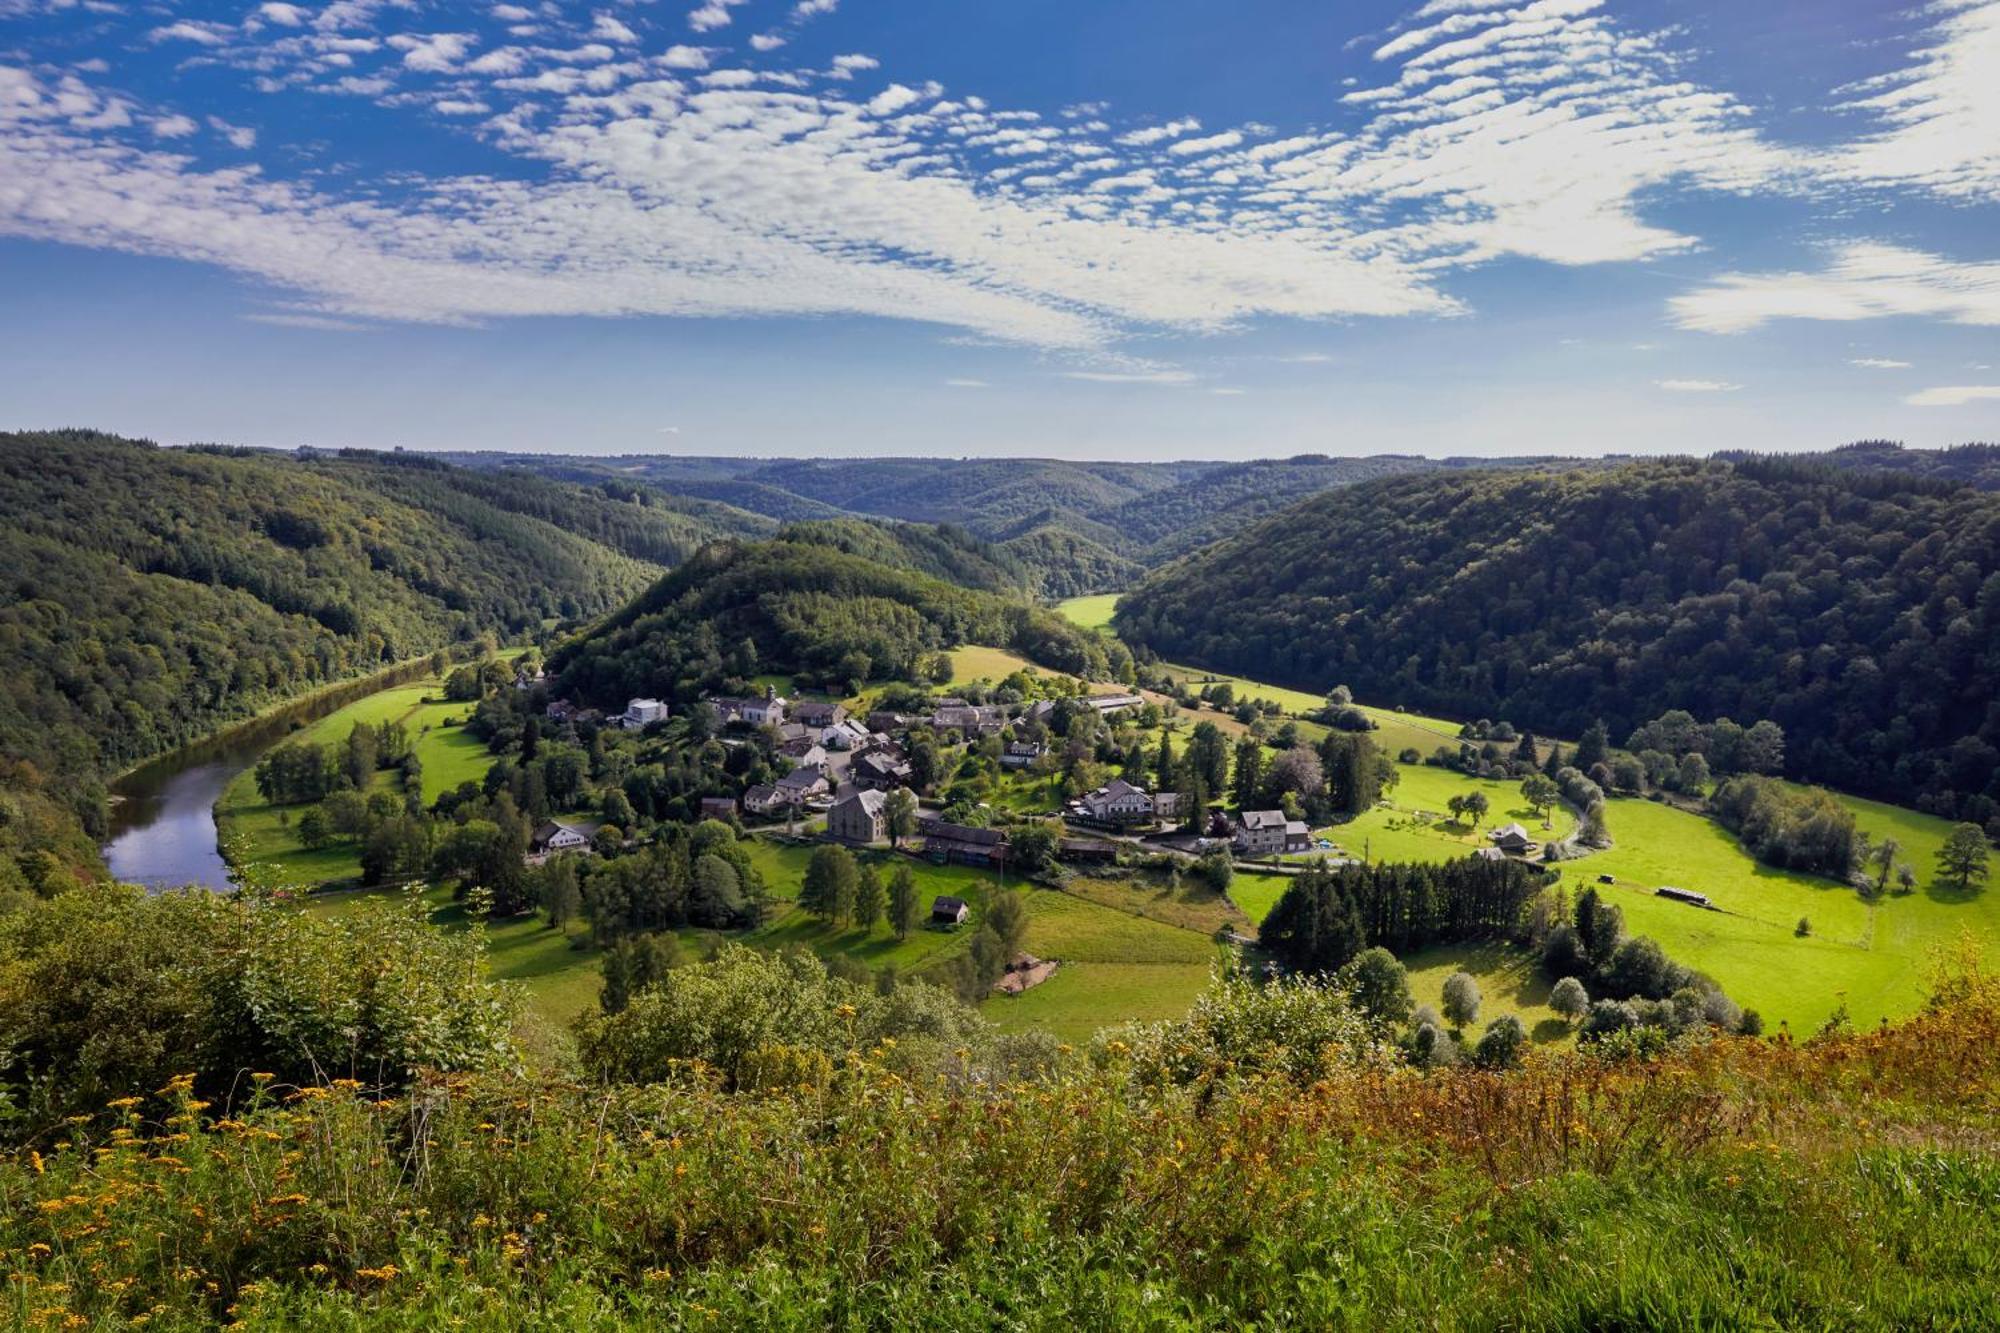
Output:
620,697,669,730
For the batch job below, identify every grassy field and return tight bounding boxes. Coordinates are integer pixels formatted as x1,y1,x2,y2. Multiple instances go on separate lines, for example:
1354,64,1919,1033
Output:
1323,760,1577,865
1053,592,1122,631
216,674,506,886
985,962,1218,1042
1567,794,1997,1033
1403,940,1569,1044
947,645,1039,687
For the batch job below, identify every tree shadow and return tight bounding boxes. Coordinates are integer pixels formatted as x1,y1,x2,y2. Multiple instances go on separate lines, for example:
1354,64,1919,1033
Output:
1531,1018,1572,1043
1923,880,1986,906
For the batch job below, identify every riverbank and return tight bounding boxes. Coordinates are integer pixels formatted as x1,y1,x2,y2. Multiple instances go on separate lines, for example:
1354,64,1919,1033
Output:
103,656,449,889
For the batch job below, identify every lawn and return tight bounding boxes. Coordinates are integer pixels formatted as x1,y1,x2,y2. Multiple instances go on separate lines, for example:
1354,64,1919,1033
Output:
947,645,1039,687
985,962,1218,1043
1229,870,1294,927
1402,940,1569,1045
1319,760,1576,866
1053,593,1122,631
1564,794,1998,1033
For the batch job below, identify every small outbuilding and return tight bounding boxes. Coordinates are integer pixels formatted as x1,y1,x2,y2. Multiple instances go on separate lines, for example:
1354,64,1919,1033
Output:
931,895,971,928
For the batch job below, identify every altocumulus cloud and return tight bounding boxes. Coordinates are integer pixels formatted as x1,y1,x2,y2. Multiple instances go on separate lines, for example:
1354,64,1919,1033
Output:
0,0,1996,359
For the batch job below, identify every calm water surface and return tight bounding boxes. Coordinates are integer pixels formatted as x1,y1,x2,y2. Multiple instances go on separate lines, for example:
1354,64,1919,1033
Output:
102,663,433,890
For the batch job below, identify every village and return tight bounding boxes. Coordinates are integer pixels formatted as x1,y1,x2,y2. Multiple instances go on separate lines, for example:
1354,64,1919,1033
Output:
521,679,1557,997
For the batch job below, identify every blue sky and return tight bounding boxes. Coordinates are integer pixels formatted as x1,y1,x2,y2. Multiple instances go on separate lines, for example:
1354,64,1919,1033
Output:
1,0,1995,458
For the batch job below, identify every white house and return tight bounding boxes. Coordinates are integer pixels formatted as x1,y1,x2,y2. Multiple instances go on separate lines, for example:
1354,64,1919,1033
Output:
1078,779,1157,826
742,691,788,727
620,697,669,731
531,820,591,854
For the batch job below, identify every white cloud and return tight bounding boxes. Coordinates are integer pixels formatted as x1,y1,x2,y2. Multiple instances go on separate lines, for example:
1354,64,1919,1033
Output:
1277,352,1333,364
1655,379,1741,392
1830,0,2000,200
150,20,233,46
1166,131,1243,156
208,116,257,148
1117,117,1199,146
794,0,837,16
390,32,477,73
148,113,199,138
750,33,787,52
828,53,877,79
256,3,308,27
592,15,639,45
1849,357,1911,370
1062,369,1198,385
944,378,987,388
1905,385,2000,408
1209,387,1248,395
245,311,374,331
865,83,922,117
1670,244,2000,334
658,45,710,71
688,0,747,33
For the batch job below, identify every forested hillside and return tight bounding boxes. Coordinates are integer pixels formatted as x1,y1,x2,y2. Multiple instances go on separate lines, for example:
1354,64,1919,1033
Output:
1718,441,2000,490
0,431,763,832
553,524,1132,706
1118,458,2000,822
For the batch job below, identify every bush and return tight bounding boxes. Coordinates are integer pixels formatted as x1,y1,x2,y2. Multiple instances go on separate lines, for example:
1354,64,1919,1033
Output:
1474,1015,1527,1069
0,885,516,1132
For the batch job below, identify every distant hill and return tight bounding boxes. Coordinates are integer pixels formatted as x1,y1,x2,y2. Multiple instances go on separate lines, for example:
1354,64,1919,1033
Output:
552,523,1130,708
1716,441,2000,490
0,430,766,822
1118,457,2000,822
441,451,1577,590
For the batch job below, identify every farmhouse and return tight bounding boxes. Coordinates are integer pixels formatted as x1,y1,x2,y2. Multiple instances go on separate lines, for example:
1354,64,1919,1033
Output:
1234,810,1310,855
619,697,669,731
931,895,971,928
1488,823,1536,854
920,817,1010,868
775,766,830,802
530,820,591,854
851,749,915,791
1000,741,1045,769
742,784,792,817
826,788,890,845
1075,779,1161,827
699,796,738,822
791,700,847,728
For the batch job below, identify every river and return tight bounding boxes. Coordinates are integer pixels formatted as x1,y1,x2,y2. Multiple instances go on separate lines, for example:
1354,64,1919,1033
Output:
101,661,437,890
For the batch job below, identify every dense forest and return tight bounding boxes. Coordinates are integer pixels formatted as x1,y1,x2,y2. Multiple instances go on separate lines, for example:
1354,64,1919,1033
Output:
0,431,765,845
1717,441,2000,491
1119,458,2000,822
552,524,1132,707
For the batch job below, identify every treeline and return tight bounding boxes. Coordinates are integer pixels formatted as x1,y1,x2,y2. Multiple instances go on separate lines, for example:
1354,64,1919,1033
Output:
1119,459,2000,826
0,430,747,847
1259,858,1547,974
552,529,1133,708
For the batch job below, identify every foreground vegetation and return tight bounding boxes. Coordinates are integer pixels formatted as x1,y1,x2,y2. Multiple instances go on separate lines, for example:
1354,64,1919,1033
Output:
0,908,1993,1328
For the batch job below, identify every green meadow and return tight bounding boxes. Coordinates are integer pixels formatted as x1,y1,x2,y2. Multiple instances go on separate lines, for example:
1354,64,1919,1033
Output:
216,674,505,887
1052,592,1121,631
